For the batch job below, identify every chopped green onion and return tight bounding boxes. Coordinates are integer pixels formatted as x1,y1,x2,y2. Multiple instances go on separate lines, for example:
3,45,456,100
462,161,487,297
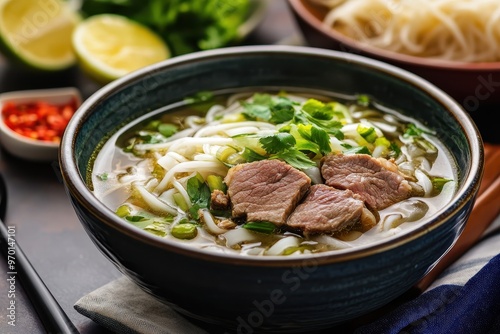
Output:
177,217,191,225
116,205,131,218
126,215,146,222
125,215,152,229
206,175,227,193
226,152,246,165
243,221,276,234
432,177,452,191
158,123,178,137
173,193,189,212
97,172,108,181
357,125,377,143
374,136,391,148
171,223,198,239
241,147,267,162
216,146,238,162
283,245,311,255
144,120,161,131
404,123,433,137
144,222,167,237
390,142,402,156
194,172,205,184
357,94,370,106
415,138,437,153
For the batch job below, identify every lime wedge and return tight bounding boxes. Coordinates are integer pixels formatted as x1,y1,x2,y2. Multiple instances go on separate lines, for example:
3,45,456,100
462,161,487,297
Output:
72,14,170,85
0,0,80,71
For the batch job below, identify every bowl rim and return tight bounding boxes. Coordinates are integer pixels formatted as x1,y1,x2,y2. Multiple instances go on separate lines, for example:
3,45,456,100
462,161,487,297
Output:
288,0,500,71
0,87,82,149
60,45,484,267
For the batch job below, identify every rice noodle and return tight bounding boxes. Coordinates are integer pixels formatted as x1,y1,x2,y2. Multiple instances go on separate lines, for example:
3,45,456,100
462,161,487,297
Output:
158,188,179,209
166,137,234,156
193,121,275,138
415,169,433,196
157,153,185,171
311,235,353,249
224,126,261,137
223,228,260,247
205,104,226,123
155,161,228,193
266,236,301,256
200,209,228,235
312,0,500,62
171,178,192,208
134,184,179,215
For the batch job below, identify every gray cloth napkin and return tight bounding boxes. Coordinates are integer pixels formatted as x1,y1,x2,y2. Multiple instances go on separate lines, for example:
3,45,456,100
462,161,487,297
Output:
74,277,209,334
75,215,500,334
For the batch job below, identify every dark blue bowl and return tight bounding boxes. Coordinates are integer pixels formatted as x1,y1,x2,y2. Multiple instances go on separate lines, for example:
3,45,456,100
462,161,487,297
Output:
59,45,483,332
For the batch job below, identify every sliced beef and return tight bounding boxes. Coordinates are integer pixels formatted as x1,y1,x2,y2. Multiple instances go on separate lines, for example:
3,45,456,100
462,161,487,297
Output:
321,153,414,210
210,189,230,211
224,159,311,225
287,184,375,235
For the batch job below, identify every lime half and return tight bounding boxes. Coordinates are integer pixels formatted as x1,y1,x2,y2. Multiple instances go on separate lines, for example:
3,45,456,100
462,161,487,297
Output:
72,14,170,85
0,0,80,71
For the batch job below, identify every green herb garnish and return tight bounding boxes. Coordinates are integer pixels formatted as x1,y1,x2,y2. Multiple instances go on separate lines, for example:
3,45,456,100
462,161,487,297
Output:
243,221,276,234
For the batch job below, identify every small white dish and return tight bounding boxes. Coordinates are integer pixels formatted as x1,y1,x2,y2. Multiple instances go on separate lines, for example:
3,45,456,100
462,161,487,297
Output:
0,87,82,162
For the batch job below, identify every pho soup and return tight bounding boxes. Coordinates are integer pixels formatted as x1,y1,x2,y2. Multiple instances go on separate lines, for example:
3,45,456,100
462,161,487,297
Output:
91,90,457,256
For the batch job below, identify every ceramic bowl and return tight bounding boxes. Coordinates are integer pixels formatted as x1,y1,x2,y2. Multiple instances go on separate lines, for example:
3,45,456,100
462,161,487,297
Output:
287,0,500,122
59,45,483,332
0,87,81,162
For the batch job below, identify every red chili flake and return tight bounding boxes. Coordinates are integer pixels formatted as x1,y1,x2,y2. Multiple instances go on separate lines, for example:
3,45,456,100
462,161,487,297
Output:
1,97,78,143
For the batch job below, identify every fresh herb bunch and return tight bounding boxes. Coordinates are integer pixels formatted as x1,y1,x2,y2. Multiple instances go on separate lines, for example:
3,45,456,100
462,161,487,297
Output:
79,0,252,56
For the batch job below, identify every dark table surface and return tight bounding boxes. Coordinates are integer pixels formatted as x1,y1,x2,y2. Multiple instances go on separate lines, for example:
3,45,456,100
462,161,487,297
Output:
0,1,498,334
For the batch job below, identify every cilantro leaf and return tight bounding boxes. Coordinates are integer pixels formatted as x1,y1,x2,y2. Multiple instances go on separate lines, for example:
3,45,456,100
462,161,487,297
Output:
302,99,334,120
297,124,332,155
242,102,271,121
259,133,296,154
187,177,210,205
187,175,211,220
272,149,316,169
342,145,371,155
242,94,296,124
252,93,273,105
293,111,344,139
268,97,297,124
269,105,295,124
